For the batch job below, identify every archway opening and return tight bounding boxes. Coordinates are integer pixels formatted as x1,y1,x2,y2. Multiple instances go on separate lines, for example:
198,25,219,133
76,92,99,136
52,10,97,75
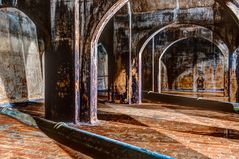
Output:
91,0,239,123
95,2,133,105
159,37,227,102
138,24,232,103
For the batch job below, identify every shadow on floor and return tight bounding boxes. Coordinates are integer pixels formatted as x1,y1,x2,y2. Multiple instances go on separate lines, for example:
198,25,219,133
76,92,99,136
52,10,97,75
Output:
135,116,239,140
98,110,148,127
99,103,239,140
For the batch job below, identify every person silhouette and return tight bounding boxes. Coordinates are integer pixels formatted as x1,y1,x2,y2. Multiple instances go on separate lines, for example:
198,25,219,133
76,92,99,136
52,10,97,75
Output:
197,75,204,90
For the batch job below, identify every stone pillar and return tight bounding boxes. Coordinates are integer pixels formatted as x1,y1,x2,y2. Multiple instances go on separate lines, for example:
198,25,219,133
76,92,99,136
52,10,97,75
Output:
227,53,233,101
192,46,198,93
127,2,132,104
152,37,155,92
79,0,98,124
45,0,79,123
79,0,128,123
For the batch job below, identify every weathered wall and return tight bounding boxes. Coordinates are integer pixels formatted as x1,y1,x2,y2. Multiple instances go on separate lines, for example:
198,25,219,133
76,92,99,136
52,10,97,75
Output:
161,38,224,92
0,7,43,103
131,0,215,12
134,1,239,52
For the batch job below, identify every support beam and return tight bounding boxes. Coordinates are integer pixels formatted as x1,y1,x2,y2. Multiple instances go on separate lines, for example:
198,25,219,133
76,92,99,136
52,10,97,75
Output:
45,0,79,123
79,0,85,123
127,2,132,104
226,53,232,101
74,0,80,122
192,46,198,93
158,60,162,93
152,37,155,92
88,0,129,124
192,57,198,93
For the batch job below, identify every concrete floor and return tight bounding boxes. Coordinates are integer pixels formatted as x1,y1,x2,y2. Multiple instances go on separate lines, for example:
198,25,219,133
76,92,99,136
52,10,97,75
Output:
1,100,239,159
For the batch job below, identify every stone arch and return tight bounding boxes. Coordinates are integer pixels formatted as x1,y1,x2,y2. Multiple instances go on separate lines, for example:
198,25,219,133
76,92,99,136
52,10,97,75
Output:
157,37,229,96
90,0,239,115
90,0,129,122
138,24,230,103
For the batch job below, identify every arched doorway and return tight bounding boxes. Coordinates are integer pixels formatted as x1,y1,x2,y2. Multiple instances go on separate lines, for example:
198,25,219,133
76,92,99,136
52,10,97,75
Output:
159,37,227,102
138,24,230,103
89,0,239,122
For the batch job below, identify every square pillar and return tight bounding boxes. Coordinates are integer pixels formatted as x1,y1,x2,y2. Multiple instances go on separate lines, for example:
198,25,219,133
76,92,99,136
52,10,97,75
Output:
45,0,79,123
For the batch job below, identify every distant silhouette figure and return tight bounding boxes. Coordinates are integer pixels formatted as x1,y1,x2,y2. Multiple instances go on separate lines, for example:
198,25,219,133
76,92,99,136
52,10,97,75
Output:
114,85,127,103
120,92,127,104
131,74,137,103
197,76,204,90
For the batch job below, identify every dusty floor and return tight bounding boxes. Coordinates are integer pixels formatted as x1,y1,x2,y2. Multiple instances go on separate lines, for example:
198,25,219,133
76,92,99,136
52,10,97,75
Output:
2,100,239,159
80,102,239,159
0,114,91,159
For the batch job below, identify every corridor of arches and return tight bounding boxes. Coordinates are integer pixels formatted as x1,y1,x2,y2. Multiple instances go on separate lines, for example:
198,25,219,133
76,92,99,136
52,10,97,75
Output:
0,0,239,158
